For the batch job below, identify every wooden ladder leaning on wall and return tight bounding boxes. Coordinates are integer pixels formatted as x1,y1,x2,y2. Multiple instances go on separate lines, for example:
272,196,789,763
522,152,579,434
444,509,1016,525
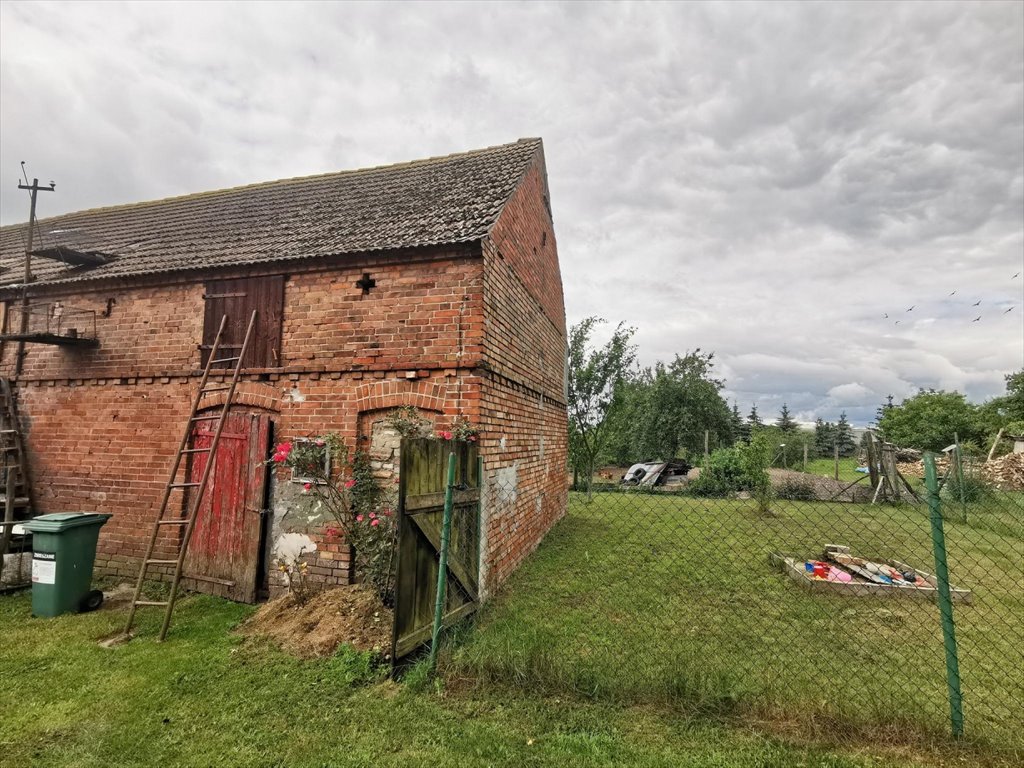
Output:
123,310,257,641
0,380,34,524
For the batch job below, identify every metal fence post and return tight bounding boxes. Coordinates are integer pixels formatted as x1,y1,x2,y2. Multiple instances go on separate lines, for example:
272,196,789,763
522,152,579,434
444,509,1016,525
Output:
924,452,965,739
428,451,457,673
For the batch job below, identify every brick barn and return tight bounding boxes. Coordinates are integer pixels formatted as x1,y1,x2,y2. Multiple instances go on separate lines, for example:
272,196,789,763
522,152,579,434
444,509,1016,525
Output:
0,138,567,602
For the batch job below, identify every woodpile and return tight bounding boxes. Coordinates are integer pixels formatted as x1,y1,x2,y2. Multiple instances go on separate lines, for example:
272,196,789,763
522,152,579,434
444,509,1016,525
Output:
981,453,1024,491
896,457,949,479
896,453,1024,491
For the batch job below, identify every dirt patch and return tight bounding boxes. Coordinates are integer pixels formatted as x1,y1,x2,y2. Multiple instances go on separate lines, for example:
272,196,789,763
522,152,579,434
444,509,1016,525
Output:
100,583,138,610
237,584,393,659
768,468,871,502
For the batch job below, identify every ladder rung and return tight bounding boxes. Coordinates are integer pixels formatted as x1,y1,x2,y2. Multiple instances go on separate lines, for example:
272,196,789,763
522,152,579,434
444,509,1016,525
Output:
157,519,191,526
181,448,212,454
210,357,240,365
169,482,201,488
190,415,221,422
134,601,169,607
146,559,179,565
202,386,231,393
0,495,29,506
0,429,18,434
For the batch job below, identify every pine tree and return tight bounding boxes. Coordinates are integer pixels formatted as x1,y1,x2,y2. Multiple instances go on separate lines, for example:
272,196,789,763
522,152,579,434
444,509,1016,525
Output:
815,418,835,457
874,394,895,427
777,403,797,432
747,404,763,431
835,411,856,457
730,401,748,444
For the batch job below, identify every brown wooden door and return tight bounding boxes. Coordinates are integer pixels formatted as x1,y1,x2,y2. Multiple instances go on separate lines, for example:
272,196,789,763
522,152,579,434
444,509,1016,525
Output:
393,438,480,659
183,412,270,603
201,276,284,369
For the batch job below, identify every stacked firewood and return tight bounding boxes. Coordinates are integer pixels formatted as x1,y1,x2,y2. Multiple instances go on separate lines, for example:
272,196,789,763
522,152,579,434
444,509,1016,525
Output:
896,457,949,479
981,453,1024,491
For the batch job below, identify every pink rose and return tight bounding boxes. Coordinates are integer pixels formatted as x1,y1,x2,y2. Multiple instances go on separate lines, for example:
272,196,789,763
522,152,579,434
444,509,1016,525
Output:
356,515,364,523
344,479,356,489
371,519,380,527
303,482,312,491
369,512,376,519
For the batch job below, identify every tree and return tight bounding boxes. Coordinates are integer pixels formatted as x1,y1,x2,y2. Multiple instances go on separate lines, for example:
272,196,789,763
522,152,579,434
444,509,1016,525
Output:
730,401,749,445
747,405,763,430
566,317,636,498
777,403,797,432
977,369,1024,438
874,394,895,427
604,350,732,462
877,390,981,451
814,418,835,457
834,411,856,457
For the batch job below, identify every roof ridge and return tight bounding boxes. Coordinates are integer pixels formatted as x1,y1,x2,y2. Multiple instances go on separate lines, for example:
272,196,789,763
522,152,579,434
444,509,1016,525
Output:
0,137,542,230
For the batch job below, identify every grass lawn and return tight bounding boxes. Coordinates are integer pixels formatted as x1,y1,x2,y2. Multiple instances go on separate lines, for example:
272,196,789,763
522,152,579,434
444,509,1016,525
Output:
448,493,1023,764
801,457,864,483
0,592,944,768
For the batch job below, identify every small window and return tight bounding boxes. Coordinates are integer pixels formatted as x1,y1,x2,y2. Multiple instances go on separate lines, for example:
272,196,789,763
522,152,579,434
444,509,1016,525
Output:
289,439,331,484
202,275,284,369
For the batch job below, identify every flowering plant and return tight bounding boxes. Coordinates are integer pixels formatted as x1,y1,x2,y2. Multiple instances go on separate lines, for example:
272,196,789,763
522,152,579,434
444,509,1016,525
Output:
270,435,398,604
434,417,479,442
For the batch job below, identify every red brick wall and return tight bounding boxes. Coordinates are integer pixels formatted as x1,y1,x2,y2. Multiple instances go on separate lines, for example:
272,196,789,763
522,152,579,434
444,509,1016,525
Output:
1,250,488,593
476,149,569,597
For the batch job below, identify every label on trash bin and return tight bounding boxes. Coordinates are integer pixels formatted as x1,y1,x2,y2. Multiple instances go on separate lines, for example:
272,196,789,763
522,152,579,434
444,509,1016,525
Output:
32,552,56,585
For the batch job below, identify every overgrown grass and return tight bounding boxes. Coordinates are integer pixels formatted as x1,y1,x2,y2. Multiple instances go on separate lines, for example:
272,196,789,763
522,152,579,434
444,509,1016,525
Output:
448,493,1023,763
1,591,935,768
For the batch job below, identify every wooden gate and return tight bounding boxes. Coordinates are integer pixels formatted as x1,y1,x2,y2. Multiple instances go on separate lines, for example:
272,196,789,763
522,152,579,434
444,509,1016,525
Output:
183,411,270,603
393,438,481,659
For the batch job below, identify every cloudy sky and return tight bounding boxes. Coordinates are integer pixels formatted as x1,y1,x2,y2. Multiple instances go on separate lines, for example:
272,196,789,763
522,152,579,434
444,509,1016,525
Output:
1,1,1021,425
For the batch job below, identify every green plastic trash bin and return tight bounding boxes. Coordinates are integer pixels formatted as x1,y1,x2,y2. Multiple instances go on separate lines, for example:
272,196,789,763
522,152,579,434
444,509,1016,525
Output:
22,513,111,617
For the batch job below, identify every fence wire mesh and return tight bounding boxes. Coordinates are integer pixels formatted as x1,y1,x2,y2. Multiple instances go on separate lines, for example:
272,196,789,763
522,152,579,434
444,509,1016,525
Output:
455,454,1024,758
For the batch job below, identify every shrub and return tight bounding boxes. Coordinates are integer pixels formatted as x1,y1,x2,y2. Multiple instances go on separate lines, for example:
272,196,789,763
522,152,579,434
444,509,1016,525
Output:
776,478,817,501
688,447,747,497
943,469,992,503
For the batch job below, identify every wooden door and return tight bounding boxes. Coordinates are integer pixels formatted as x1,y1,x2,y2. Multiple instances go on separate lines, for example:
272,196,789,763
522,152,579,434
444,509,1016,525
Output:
183,412,270,603
201,276,284,369
392,438,481,659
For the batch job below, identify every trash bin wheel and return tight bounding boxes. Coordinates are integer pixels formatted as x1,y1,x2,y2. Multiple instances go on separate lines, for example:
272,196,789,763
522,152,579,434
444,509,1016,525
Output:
79,589,104,613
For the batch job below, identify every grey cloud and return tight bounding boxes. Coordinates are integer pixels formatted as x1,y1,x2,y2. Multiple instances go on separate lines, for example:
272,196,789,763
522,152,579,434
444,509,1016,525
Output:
2,1,1021,426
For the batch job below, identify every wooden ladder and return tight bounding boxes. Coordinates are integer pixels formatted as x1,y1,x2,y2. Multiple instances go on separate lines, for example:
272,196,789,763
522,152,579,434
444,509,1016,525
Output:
124,311,257,641
0,378,33,518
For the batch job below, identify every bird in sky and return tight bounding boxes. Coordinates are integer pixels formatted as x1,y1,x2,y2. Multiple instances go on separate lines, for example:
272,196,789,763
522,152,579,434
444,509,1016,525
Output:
906,305,915,312
1006,307,1014,314
1013,273,1020,279
973,316,981,322
894,320,901,325
949,290,956,296
973,300,982,306
884,313,889,318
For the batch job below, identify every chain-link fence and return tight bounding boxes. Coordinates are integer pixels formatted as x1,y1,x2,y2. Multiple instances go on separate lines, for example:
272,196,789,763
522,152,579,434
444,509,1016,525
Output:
453,452,1024,758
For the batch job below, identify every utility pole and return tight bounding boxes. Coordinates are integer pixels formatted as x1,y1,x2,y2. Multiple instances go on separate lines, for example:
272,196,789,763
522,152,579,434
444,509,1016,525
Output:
14,173,55,376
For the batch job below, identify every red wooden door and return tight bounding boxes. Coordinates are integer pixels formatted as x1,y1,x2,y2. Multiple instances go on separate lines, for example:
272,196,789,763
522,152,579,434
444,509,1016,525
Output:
183,412,270,603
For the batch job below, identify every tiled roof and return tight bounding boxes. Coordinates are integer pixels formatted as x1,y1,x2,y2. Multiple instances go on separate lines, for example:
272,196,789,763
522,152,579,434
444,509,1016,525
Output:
0,138,542,288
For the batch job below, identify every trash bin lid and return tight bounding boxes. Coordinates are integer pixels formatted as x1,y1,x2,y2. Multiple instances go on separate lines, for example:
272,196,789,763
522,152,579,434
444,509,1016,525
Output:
21,513,112,533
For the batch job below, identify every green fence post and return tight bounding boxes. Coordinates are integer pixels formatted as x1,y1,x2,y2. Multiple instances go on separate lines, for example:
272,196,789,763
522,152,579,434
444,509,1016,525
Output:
924,452,965,739
428,451,457,674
